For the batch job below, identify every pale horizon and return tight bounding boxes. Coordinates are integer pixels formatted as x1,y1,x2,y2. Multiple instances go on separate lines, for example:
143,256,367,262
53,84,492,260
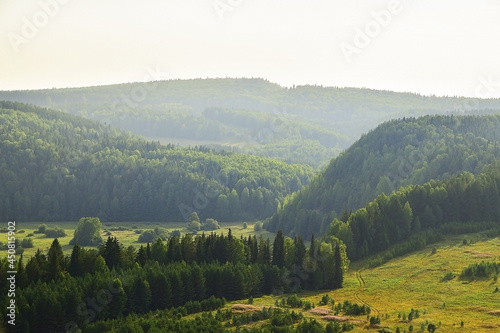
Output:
1,0,499,98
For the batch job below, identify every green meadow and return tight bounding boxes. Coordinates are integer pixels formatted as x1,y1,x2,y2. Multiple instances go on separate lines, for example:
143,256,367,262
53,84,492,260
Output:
0,221,275,258
224,233,500,332
4,221,500,332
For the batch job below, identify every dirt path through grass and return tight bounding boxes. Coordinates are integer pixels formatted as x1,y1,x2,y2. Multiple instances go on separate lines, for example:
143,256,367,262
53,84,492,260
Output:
354,270,379,315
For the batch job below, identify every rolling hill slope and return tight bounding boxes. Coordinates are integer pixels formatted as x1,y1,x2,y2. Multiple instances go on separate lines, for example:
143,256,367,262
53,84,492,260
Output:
0,101,314,222
268,115,500,239
2,78,500,167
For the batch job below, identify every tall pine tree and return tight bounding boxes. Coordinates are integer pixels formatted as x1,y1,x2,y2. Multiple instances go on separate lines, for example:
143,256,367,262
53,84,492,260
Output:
47,238,64,280
272,230,285,268
333,241,344,289
69,243,83,277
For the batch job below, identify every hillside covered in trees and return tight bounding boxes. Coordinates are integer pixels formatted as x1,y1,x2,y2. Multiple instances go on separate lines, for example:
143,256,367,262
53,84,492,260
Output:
0,101,313,222
0,220,349,332
268,114,500,238
328,164,500,261
2,78,500,168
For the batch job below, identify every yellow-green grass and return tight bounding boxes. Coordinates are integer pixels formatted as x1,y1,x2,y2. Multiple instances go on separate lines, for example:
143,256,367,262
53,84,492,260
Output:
341,235,500,333
7,221,500,331
0,221,78,258
226,234,500,332
0,221,275,258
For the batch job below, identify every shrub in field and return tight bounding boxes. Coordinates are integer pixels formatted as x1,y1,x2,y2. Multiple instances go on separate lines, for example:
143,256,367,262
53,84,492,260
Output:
138,230,157,243
202,218,220,231
441,272,455,282
44,227,67,238
20,238,34,248
35,224,47,234
369,316,380,326
188,220,201,231
343,300,370,315
286,294,303,308
254,222,263,231
319,294,331,305
460,261,500,280
70,217,103,246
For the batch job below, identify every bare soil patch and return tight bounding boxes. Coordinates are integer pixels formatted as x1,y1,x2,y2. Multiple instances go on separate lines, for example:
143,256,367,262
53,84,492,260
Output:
464,250,493,258
482,323,500,329
488,310,500,316
309,308,332,316
322,315,349,322
231,304,260,314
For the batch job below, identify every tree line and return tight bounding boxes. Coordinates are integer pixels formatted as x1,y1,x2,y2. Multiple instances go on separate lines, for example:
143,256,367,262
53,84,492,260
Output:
328,164,500,260
0,229,348,332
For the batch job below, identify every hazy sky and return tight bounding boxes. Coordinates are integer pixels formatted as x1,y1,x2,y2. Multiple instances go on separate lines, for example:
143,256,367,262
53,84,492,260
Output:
1,0,499,97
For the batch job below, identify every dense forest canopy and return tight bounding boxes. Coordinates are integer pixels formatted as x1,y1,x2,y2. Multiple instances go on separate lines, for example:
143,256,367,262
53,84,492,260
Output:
0,101,313,222
328,164,500,261
267,114,500,239
0,225,349,332
2,78,500,168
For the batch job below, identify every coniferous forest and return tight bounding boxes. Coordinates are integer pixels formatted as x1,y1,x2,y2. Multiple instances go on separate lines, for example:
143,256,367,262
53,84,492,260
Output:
269,115,500,238
0,101,313,222
0,222,348,332
2,80,500,332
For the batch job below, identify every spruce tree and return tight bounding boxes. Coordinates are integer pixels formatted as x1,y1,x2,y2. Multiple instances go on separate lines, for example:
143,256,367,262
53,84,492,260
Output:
136,245,148,266
100,237,122,269
69,243,83,277
129,277,152,313
333,241,344,289
294,236,306,266
309,234,316,258
16,254,29,288
250,235,259,263
47,238,64,280
272,230,285,268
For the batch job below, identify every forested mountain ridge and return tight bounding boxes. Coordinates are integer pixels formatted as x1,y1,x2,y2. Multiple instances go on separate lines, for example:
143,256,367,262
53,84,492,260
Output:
267,114,500,238
0,101,314,222
328,164,500,261
2,78,500,168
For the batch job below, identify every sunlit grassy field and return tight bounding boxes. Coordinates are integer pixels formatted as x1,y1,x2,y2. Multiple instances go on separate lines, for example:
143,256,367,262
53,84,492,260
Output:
223,233,500,332
0,220,275,258
326,234,500,332
4,221,500,332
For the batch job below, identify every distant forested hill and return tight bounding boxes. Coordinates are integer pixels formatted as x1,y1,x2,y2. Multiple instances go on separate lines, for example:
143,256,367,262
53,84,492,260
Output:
267,115,500,239
2,78,500,168
0,101,313,222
